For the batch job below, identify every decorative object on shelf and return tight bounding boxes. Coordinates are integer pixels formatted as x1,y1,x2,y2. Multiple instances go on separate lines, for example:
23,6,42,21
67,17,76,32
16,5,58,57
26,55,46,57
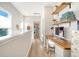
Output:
60,11,76,21
52,19,57,24
16,24,19,30
51,27,54,30
52,19,60,25
27,26,30,30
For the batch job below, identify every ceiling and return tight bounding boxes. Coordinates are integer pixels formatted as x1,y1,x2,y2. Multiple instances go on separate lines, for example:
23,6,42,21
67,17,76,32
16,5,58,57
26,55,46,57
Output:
11,2,57,16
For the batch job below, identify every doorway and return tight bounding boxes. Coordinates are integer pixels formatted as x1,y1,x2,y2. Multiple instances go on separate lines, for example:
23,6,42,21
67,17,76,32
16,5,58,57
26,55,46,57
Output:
34,22,40,39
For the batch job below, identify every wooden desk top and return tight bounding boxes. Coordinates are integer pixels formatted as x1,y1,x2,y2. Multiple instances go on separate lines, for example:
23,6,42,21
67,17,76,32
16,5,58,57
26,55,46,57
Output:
46,35,71,50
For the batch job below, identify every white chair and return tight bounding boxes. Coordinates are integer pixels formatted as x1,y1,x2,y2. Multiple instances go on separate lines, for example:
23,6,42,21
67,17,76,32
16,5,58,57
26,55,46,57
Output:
47,39,55,56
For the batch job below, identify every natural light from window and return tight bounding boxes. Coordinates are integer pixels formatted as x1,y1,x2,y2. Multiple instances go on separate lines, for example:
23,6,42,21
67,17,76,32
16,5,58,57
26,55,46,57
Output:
0,9,12,40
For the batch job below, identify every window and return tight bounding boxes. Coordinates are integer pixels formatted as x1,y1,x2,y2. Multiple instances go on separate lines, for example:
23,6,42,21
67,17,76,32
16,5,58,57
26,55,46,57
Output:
0,10,8,18
0,8,12,37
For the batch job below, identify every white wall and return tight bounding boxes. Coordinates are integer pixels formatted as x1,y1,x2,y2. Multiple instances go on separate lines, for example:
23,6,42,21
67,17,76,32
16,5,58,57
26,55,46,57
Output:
44,6,53,35
40,6,54,47
71,31,79,57
70,3,79,57
0,2,23,35
0,31,32,57
71,3,79,20
24,16,41,26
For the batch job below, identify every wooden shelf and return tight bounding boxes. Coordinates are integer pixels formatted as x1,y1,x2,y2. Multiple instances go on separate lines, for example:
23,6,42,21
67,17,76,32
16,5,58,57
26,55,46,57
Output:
52,20,77,25
52,2,71,15
51,2,76,25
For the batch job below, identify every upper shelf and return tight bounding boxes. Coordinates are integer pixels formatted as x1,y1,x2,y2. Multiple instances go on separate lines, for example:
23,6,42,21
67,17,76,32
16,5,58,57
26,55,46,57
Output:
52,20,77,25
52,2,71,15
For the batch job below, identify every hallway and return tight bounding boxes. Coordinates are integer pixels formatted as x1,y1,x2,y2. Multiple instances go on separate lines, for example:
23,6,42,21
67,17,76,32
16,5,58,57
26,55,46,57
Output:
28,39,50,57
0,2,74,57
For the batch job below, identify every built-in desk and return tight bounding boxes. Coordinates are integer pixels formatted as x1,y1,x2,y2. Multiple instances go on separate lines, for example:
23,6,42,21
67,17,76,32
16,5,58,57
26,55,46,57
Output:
46,35,71,49
46,35,71,57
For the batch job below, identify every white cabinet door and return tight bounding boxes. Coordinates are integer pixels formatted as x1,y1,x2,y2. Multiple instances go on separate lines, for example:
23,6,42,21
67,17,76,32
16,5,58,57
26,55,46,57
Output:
55,44,71,57
55,45,64,57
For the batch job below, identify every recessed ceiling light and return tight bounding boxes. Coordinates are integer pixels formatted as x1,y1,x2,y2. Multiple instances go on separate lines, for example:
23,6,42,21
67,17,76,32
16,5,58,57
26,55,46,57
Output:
33,13,40,15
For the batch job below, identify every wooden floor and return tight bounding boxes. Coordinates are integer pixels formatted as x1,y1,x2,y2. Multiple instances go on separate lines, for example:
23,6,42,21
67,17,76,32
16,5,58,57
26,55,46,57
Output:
28,39,51,57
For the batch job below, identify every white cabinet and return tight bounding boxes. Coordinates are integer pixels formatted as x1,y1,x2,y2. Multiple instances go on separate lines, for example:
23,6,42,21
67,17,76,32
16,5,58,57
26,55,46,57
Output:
55,45,64,57
55,45,71,57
